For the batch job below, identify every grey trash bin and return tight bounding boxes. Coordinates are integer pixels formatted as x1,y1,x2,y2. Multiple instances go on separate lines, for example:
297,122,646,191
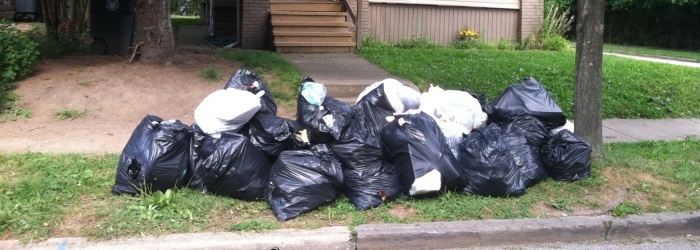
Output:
14,0,42,22
90,0,135,55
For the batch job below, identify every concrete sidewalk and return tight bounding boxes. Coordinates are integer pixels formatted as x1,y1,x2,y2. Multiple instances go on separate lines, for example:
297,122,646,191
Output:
604,52,700,68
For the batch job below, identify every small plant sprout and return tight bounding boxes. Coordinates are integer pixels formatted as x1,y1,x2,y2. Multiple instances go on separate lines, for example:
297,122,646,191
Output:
199,67,223,81
55,108,86,120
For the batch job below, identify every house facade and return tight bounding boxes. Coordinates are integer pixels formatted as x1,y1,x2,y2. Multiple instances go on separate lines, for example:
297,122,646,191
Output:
205,0,543,51
0,0,14,19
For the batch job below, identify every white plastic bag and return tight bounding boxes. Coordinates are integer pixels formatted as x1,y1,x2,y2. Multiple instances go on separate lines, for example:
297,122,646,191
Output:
420,85,487,134
355,78,421,113
551,120,575,135
409,169,442,196
300,81,327,106
194,88,261,137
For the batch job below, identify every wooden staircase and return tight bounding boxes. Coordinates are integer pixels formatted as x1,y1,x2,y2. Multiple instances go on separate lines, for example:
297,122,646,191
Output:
271,1,356,53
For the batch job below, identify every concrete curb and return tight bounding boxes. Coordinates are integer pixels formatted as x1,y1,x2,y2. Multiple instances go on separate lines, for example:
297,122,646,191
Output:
2,213,698,249
0,227,353,250
355,212,700,249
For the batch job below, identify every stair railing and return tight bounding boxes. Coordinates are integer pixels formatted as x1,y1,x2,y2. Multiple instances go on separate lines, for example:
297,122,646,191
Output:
339,0,362,49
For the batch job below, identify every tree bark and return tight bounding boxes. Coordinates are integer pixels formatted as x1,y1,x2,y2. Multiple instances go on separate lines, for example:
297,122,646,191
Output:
574,0,605,159
134,0,175,60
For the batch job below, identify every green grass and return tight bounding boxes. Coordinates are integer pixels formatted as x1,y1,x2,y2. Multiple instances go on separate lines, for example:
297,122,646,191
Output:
357,42,700,119
198,67,223,81
216,49,303,102
2,139,699,241
54,108,86,120
171,15,202,39
604,43,700,62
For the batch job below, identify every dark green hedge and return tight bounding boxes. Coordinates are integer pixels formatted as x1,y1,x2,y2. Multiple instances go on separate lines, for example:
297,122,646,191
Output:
547,0,700,50
604,3,700,50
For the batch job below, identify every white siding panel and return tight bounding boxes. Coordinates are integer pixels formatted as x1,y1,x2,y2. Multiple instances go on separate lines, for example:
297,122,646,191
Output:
369,3,519,44
369,0,519,10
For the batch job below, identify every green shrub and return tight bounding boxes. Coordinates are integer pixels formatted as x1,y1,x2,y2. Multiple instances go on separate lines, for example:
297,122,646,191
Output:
540,35,571,51
519,3,573,51
26,27,86,59
495,40,517,50
393,36,441,49
451,39,493,50
0,20,39,115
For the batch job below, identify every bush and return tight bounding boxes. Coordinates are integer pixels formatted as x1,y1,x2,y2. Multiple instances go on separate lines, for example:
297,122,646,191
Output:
540,35,571,51
0,20,39,113
393,36,441,49
520,4,573,51
451,39,493,50
25,27,86,59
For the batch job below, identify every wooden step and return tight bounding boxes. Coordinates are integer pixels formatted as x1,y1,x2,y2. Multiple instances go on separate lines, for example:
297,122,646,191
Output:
273,31,353,37
271,21,350,27
271,12,347,22
275,35,352,43
276,46,353,53
275,42,355,47
270,2,343,12
273,25,351,33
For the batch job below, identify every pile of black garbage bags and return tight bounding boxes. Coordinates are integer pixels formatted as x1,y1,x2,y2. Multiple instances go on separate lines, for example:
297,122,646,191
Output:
112,68,592,221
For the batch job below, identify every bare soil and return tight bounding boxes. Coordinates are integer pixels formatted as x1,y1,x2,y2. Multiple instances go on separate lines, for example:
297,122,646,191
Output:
0,52,291,154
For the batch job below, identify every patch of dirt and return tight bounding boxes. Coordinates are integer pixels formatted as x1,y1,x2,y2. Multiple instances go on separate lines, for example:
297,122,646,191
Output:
0,52,292,154
388,204,417,220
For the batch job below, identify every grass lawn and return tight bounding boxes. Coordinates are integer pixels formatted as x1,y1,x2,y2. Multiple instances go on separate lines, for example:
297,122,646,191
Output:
1,139,699,242
604,43,700,62
357,43,700,119
171,15,202,40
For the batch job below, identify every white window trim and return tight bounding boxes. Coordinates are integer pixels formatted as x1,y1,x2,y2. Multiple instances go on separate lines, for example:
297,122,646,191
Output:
368,0,520,10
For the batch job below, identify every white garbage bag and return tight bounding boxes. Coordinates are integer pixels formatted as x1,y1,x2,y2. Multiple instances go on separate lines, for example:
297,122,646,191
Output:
421,85,487,132
551,120,575,135
356,78,421,113
194,88,261,137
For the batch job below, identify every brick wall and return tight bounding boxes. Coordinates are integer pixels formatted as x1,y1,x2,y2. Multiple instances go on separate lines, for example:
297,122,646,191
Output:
346,0,370,37
519,0,543,41
241,0,270,50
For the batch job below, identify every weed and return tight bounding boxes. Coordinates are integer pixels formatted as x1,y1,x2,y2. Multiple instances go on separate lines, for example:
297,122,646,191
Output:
611,203,642,218
227,220,277,232
55,108,86,120
198,67,223,81
394,36,441,49
550,199,574,211
1,92,32,122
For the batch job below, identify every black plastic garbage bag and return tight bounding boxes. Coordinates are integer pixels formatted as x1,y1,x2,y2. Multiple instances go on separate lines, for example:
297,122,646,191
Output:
240,113,303,162
112,115,192,195
343,162,401,210
501,134,547,188
499,114,550,149
330,82,396,170
224,68,277,116
189,125,272,200
382,112,462,196
297,77,351,143
268,144,344,221
541,130,592,182
458,123,526,197
487,77,566,130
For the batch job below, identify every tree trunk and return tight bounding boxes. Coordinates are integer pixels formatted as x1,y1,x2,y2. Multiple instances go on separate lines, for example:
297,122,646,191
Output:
134,0,175,60
574,0,605,159
67,0,89,39
40,0,63,36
